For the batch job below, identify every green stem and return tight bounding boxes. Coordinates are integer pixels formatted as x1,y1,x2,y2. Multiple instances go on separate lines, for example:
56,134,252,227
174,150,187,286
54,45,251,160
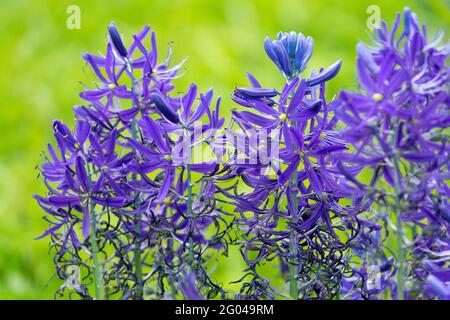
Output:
134,221,143,299
131,120,144,300
391,122,404,300
288,121,299,300
392,155,404,300
170,274,178,299
182,127,196,266
186,156,195,265
288,233,298,299
89,201,105,300
86,163,105,300
127,65,144,299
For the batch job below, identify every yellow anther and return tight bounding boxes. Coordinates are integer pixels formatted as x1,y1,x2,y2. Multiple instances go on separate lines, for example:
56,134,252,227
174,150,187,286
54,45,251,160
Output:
74,143,80,150
320,132,326,140
279,113,287,121
372,93,383,102
163,197,171,205
108,83,117,89
299,151,306,158
101,166,108,172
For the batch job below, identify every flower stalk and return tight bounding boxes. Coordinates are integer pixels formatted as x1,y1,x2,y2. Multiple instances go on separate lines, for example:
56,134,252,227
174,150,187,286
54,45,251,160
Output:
129,70,144,300
133,220,144,299
185,129,196,267
289,120,299,300
87,163,105,300
288,232,298,299
392,147,405,300
88,199,105,300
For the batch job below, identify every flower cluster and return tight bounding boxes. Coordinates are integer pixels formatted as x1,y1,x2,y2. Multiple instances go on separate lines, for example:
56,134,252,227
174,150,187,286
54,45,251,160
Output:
336,8,449,299
35,8,449,300
217,33,364,299
35,23,229,299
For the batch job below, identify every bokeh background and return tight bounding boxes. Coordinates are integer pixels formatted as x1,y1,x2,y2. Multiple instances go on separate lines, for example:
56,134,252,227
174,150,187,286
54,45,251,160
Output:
0,0,448,299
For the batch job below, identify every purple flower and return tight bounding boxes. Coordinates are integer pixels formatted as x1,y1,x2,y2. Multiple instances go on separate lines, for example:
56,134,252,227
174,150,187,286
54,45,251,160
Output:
221,32,361,299
336,7,450,300
35,120,129,239
36,22,228,300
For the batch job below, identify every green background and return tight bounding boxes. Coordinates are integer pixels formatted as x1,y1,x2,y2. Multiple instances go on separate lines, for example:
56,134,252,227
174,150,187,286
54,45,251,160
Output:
0,0,448,299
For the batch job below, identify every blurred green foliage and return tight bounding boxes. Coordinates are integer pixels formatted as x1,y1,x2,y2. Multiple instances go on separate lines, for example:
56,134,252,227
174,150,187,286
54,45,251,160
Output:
0,0,448,299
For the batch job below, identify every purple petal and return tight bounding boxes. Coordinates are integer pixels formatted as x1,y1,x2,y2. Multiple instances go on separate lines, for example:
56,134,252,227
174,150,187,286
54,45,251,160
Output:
306,60,342,87
91,196,127,208
75,156,89,192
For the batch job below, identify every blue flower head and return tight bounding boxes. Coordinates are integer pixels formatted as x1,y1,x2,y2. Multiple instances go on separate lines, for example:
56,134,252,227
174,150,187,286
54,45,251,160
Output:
264,31,314,80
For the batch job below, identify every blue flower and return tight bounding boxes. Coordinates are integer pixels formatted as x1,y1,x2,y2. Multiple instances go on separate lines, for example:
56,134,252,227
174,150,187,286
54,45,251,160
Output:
264,32,314,79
